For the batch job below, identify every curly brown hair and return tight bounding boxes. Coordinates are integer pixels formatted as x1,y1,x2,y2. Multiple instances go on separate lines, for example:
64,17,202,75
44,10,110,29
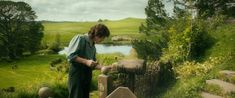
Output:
88,24,110,39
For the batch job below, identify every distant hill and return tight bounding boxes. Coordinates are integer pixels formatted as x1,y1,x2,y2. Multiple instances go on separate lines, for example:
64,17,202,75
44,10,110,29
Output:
42,17,145,46
40,17,145,23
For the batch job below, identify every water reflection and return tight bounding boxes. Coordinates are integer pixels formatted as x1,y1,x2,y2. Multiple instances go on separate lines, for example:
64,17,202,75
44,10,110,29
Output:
59,44,132,55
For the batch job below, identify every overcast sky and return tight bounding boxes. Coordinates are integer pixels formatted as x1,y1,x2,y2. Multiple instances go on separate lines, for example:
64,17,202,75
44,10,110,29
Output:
11,0,148,21
12,0,174,21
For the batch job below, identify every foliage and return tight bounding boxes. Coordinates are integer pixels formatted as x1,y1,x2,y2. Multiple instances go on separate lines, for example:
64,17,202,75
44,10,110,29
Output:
137,0,234,98
139,0,170,35
48,33,61,53
50,81,68,98
0,1,44,59
161,16,215,64
175,57,224,78
132,38,165,60
205,14,226,30
195,0,235,18
96,53,124,65
36,49,55,55
158,22,235,98
133,0,170,61
160,77,204,98
173,0,235,18
49,58,69,75
97,19,103,22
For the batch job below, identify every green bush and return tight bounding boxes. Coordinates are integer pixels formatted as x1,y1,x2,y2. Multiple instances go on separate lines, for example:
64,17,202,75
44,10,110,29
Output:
132,38,165,60
96,53,124,65
51,82,68,98
175,57,224,78
161,17,215,65
36,49,55,55
48,33,61,53
48,42,61,53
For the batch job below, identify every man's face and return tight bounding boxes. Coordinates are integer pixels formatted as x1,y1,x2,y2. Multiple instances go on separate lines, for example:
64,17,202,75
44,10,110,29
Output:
94,36,105,44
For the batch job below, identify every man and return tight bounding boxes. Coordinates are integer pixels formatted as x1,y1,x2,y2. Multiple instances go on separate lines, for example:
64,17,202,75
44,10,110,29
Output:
67,24,111,98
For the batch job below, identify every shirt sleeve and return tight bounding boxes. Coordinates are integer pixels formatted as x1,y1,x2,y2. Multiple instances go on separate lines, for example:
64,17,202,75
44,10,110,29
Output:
67,35,84,62
93,48,97,61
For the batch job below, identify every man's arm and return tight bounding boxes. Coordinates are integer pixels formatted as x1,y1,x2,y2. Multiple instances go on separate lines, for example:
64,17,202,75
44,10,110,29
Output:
73,56,97,68
95,65,103,70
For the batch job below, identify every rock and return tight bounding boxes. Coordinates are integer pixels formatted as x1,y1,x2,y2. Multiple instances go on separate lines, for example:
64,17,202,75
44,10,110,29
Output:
219,70,235,77
114,59,145,74
111,36,131,41
38,87,53,98
206,79,235,94
201,92,223,98
101,66,111,75
2,86,15,92
106,87,137,98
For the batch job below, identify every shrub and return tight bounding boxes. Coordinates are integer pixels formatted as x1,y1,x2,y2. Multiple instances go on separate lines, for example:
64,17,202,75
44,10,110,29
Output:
48,42,61,53
161,17,215,65
175,57,224,78
132,38,165,60
48,33,61,53
36,49,55,55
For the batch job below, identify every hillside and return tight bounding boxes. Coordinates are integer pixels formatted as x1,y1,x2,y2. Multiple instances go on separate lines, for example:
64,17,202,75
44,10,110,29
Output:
42,18,145,46
159,23,235,98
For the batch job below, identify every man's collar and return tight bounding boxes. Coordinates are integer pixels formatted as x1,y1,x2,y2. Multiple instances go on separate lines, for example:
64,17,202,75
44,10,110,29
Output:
84,34,95,46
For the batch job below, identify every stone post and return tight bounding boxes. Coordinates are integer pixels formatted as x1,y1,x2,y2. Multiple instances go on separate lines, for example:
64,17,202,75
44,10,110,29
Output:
98,74,113,98
106,87,137,98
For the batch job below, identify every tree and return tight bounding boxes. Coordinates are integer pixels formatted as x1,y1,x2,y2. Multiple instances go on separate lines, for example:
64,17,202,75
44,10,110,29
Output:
134,0,170,61
48,33,61,53
139,0,170,35
98,19,103,22
0,1,44,59
173,0,235,18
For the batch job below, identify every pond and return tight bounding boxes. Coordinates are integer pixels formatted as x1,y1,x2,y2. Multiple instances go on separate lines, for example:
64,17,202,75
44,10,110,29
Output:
59,44,132,55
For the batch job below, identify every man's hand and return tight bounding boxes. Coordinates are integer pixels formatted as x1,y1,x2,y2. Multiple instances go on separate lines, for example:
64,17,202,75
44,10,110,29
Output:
101,66,112,74
85,60,98,68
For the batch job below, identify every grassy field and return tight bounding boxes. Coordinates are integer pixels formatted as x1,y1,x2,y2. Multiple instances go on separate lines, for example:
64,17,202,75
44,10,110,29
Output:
42,18,145,46
0,54,63,88
0,53,127,98
0,54,68,97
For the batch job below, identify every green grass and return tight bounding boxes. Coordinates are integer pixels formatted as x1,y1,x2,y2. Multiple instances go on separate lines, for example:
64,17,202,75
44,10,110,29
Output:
0,54,64,88
42,18,145,46
0,53,125,98
159,77,204,98
203,84,223,96
0,54,68,98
